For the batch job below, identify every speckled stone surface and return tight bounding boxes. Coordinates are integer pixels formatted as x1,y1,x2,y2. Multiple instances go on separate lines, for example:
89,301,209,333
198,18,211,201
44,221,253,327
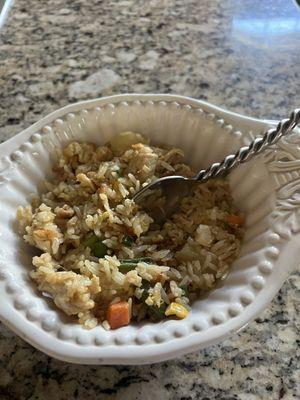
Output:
0,0,300,399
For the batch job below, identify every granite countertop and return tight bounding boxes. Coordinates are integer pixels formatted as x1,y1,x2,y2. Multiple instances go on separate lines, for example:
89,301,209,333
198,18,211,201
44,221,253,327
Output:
0,0,300,398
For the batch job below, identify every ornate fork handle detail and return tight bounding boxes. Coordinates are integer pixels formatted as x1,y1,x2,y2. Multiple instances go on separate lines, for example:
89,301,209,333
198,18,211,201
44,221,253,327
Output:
196,109,300,181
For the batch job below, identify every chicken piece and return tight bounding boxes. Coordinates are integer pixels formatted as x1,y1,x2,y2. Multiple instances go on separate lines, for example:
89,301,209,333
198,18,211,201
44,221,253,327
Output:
109,131,149,156
31,253,101,316
173,163,194,178
76,173,96,190
94,146,113,162
24,204,64,255
55,204,75,219
128,143,158,182
63,141,96,164
162,148,184,165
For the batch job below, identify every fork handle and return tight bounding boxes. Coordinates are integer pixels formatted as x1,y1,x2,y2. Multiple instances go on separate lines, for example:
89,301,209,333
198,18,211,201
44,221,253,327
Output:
195,109,300,181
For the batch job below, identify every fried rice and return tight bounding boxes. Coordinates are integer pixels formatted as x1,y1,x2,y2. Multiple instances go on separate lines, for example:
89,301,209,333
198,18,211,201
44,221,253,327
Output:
17,131,244,330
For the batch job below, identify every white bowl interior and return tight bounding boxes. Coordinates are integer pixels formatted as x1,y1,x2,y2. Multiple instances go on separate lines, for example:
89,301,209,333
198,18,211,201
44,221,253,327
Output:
0,97,292,363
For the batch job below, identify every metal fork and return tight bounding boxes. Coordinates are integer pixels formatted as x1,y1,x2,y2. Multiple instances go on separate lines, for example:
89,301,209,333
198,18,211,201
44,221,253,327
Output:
133,109,300,224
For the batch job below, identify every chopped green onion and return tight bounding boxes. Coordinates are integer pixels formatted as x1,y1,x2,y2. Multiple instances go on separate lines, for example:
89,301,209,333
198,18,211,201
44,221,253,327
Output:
141,280,151,289
118,258,152,271
149,303,167,320
140,281,167,318
92,242,108,258
83,234,107,258
223,221,230,230
140,280,151,302
118,263,138,271
179,285,189,297
121,257,152,264
122,235,134,247
83,234,98,248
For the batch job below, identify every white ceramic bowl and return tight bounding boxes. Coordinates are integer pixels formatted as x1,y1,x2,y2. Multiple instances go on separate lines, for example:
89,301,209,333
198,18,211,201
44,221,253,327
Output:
0,94,299,365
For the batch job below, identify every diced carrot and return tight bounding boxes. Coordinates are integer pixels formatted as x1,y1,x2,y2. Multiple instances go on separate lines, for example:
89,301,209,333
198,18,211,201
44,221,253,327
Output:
107,301,131,329
226,214,244,226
